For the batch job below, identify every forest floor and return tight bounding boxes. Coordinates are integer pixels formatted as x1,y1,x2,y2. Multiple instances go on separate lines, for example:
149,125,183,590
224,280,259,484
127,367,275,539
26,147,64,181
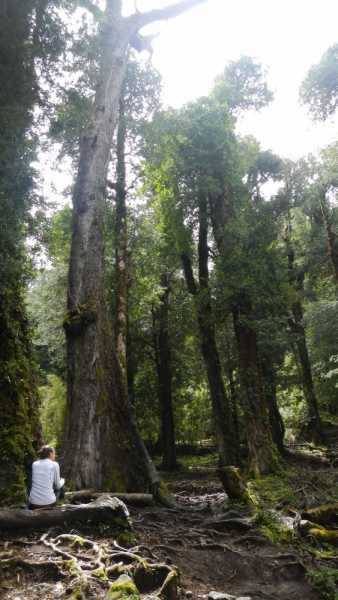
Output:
2,427,338,600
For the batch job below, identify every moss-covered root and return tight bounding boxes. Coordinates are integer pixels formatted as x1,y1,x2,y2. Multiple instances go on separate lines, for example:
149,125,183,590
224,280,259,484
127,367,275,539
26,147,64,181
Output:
160,569,178,600
153,480,177,508
218,466,255,509
104,574,139,600
299,520,338,547
65,580,89,600
301,502,338,526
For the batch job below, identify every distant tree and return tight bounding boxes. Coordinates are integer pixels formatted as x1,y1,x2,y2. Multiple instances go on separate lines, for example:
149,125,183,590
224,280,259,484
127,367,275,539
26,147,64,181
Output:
300,44,338,121
213,56,274,113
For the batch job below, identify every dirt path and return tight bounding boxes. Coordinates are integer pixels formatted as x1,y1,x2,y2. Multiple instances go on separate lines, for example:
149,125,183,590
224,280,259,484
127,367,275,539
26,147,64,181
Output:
0,476,319,600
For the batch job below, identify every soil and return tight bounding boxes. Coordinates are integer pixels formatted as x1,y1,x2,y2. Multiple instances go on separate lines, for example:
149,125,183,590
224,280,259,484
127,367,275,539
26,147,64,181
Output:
2,441,337,600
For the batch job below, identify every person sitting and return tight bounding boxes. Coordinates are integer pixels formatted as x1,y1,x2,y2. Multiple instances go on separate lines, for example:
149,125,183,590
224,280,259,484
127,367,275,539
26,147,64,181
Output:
28,445,65,510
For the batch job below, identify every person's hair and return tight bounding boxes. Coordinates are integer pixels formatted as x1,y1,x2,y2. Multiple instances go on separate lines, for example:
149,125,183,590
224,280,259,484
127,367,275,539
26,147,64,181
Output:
37,445,55,459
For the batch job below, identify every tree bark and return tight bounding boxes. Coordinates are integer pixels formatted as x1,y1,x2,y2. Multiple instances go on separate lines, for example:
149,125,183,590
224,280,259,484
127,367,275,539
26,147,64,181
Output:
181,194,241,498
157,273,177,470
114,90,128,385
260,352,284,454
209,187,280,476
233,297,280,477
0,497,131,531
320,198,338,284
287,300,325,445
62,0,206,500
286,244,324,445
65,490,153,506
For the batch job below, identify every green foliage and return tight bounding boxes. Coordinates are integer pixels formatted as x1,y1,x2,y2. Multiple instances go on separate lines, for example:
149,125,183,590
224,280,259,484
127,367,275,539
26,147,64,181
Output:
26,263,68,378
213,55,274,113
308,568,338,600
39,374,66,453
300,44,338,121
0,283,41,506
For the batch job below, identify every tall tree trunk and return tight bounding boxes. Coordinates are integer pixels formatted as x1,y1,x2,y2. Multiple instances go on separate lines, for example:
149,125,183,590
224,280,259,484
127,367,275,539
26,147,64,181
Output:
286,243,324,445
157,273,177,470
62,0,207,500
320,198,338,284
260,352,284,454
233,298,280,477
288,300,325,444
181,193,242,498
114,90,128,386
126,314,135,404
209,188,280,476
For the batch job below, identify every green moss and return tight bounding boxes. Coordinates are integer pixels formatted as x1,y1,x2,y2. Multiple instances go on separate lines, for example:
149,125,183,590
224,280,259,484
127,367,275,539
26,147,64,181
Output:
0,284,41,507
161,569,178,597
310,528,338,547
105,574,139,600
93,567,108,582
103,466,126,493
63,296,99,336
118,533,138,548
113,516,130,530
155,480,176,508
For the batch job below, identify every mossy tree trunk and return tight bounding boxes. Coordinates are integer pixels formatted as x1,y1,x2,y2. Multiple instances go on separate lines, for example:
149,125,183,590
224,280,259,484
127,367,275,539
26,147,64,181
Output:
233,297,281,477
0,285,43,506
62,0,206,498
287,300,325,445
209,188,280,476
114,89,128,386
286,244,324,445
0,0,47,506
260,352,284,454
181,193,242,498
320,198,338,284
157,273,177,471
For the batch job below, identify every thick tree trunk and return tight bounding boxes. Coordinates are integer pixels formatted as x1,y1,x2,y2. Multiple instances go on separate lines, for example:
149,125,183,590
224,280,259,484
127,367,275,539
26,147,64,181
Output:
114,91,128,385
181,194,241,498
288,300,325,445
157,273,177,470
233,298,280,477
320,198,338,284
260,352,284,454
62,2,186,504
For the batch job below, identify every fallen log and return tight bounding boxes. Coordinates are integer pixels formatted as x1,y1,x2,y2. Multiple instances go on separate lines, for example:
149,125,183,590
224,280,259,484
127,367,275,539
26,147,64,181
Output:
0,497,131,532
64,490,153,506
301,502,338,526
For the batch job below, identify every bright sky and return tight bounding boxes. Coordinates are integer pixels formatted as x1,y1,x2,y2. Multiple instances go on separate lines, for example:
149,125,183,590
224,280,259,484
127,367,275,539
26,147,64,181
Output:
123,0,338,160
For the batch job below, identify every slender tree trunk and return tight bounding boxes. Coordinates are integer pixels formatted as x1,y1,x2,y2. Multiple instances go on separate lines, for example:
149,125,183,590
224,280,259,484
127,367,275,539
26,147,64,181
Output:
288,301,325,445
227,366,239,438
260,352,284,454
232,298,280,477
157,273,177,470
126,314,135,404
286,244,324,445
320,198,338,284
181,193,242,498
114,90,128,386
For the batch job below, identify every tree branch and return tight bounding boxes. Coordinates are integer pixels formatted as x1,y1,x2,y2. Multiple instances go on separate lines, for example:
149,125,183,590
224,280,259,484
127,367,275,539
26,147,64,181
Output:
181,253,198,296
127,0,208,36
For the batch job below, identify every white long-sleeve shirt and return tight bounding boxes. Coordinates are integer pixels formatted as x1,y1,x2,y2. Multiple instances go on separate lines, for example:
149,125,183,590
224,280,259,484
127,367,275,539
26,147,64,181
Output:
29,458,65,506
